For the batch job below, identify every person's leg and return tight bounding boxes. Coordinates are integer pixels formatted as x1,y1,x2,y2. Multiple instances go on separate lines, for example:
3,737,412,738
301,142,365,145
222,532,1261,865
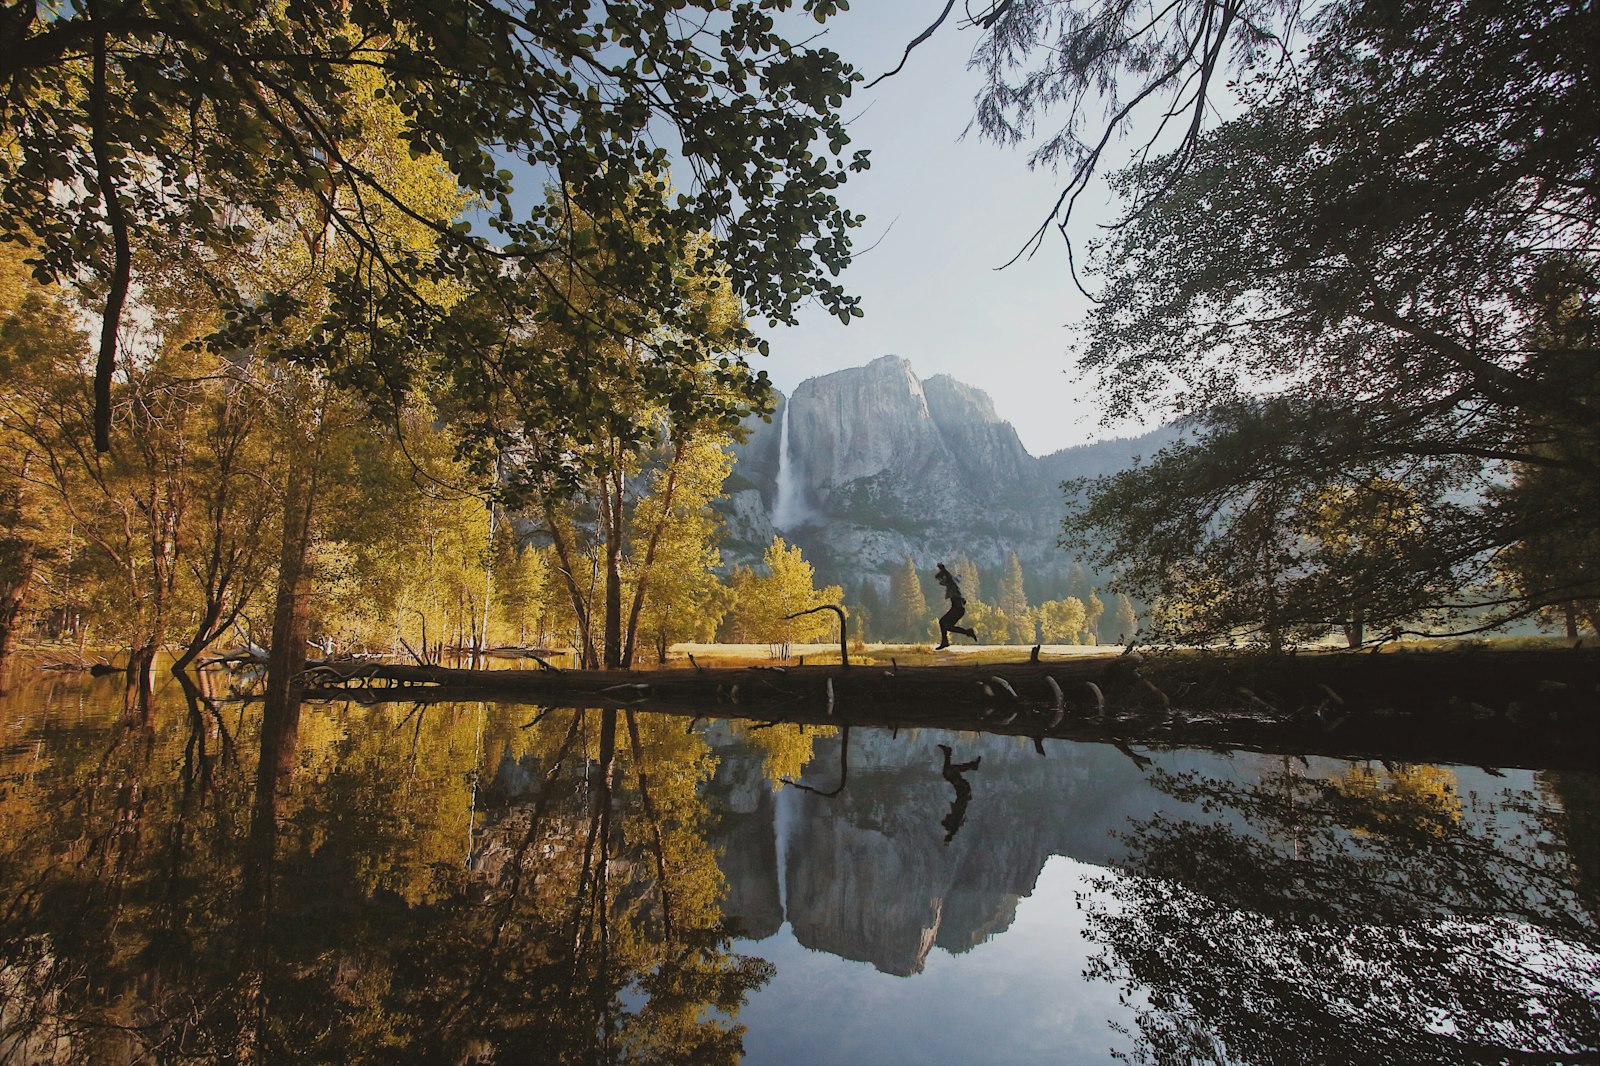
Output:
947,601,976,641
937,605,956,648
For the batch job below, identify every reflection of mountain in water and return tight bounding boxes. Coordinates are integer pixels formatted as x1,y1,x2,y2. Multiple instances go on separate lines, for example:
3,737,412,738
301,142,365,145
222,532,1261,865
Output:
701,725,785,940
701,728,1257,976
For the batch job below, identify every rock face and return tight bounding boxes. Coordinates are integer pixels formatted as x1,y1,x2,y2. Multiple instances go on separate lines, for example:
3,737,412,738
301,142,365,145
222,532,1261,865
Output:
777,356,1036,505
700,726,1258,976
720,354,1177,589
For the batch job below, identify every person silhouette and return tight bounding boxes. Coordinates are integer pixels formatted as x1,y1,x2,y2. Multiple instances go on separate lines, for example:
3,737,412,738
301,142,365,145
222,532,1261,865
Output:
933,562,978,649
937,743,981,843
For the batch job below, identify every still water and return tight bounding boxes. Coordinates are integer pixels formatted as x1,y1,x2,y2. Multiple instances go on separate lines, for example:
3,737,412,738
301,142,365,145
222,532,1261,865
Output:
1,669,1596,1064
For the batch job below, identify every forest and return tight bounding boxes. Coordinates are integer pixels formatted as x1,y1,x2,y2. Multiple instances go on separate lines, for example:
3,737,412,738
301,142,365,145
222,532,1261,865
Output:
1,0,1596,706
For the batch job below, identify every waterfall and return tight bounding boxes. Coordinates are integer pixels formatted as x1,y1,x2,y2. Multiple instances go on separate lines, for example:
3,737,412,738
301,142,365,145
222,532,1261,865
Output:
771,398,808,532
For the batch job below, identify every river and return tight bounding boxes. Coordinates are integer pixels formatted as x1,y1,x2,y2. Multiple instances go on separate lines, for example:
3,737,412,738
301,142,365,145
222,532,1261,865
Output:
1,667,1595,1063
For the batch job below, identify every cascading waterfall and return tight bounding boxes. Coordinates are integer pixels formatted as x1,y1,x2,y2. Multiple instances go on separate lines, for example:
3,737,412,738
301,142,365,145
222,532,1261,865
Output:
771,398,808,532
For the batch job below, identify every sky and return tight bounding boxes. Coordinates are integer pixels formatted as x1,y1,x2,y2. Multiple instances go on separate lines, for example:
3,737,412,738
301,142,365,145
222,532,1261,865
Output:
755,0,1154,457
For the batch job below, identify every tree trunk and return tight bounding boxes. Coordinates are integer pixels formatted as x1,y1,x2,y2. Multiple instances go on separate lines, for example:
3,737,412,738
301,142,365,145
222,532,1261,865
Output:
243,676,300,925
602,465,624,669
1345,606,1365,649
621,440,685,668
127,641,159,691
480,464,498,658
1263,571,1284,654
603,539,623,669
545,504,599,668
0,562,33,692
172,597,230,673
264,450,317,720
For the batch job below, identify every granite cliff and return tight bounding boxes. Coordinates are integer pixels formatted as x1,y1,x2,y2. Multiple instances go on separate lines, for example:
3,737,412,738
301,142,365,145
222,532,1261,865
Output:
717,355,1177,593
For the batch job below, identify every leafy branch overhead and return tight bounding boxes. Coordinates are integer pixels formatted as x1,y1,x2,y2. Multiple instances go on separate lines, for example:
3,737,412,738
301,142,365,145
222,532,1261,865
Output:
1061,0,1599,644
0,0,870,450
964,0,1308,265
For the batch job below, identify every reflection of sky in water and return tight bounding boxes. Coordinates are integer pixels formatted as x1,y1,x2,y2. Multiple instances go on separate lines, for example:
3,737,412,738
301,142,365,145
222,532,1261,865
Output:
734,857,1133,1066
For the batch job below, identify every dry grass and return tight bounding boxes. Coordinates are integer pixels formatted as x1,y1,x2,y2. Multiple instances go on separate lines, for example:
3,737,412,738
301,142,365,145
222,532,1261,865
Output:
664,642,1123,669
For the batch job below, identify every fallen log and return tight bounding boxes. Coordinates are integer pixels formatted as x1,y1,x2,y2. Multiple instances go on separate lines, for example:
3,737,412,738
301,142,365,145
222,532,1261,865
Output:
293,648,1600,771
298,657,1142,708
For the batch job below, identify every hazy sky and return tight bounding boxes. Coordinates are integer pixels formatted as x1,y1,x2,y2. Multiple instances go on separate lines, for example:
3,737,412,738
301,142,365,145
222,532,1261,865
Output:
759,0,1154,457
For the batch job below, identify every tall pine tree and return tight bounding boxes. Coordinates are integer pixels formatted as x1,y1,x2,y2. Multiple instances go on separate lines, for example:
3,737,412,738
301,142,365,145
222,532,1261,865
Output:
889,556,930,642
997,552,1029,618
1111,593,1139,645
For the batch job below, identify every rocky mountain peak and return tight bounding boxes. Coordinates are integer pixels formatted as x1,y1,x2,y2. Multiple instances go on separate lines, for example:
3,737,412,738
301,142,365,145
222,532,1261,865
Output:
922,373,1003,425
788,354,946,492
719,356,1169,588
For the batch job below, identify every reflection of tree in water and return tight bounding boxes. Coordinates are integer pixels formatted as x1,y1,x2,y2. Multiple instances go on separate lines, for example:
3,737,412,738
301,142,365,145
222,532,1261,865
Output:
417,706,772,1065
1083,761,1600,1065
0,693,770,1064
1545,770,1600,929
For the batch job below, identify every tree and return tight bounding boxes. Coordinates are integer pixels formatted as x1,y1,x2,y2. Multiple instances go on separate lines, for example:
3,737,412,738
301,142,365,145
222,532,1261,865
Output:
522,417,743,669
2,0,867,455
627,436,739,665
996,552,1028,619
87,59,474,710
491,524,549,647
315,401,497,656
1292,480,1428,648
0,451,44,680
926,0,1306,266
1083,590,1104,646
1062,0,1599,643
962,599,1006,646
1110,593,1138,646
489,199,760,668
852,579,884,643
995,553,1034,643
1037,597,1087,645
717,564,760,644
1493,260,1600,637
0,245,80,672
1066,560,1090,604
887,556,930,643
0,257,289,690
731,537,841,657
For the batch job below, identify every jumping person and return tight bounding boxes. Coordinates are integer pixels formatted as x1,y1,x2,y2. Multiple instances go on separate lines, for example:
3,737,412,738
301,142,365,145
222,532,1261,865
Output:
933,562,977,649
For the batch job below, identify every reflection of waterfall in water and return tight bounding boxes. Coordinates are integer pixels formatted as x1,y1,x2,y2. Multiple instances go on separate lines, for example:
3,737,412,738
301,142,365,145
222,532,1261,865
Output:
771,399,809,532
775,785,797,929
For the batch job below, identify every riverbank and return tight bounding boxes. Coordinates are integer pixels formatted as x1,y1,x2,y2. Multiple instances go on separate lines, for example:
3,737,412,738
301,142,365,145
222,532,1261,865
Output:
285,643,1598,772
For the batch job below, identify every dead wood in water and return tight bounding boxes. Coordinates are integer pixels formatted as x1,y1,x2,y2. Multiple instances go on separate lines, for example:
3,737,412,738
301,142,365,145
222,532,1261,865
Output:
292,648,1600,770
